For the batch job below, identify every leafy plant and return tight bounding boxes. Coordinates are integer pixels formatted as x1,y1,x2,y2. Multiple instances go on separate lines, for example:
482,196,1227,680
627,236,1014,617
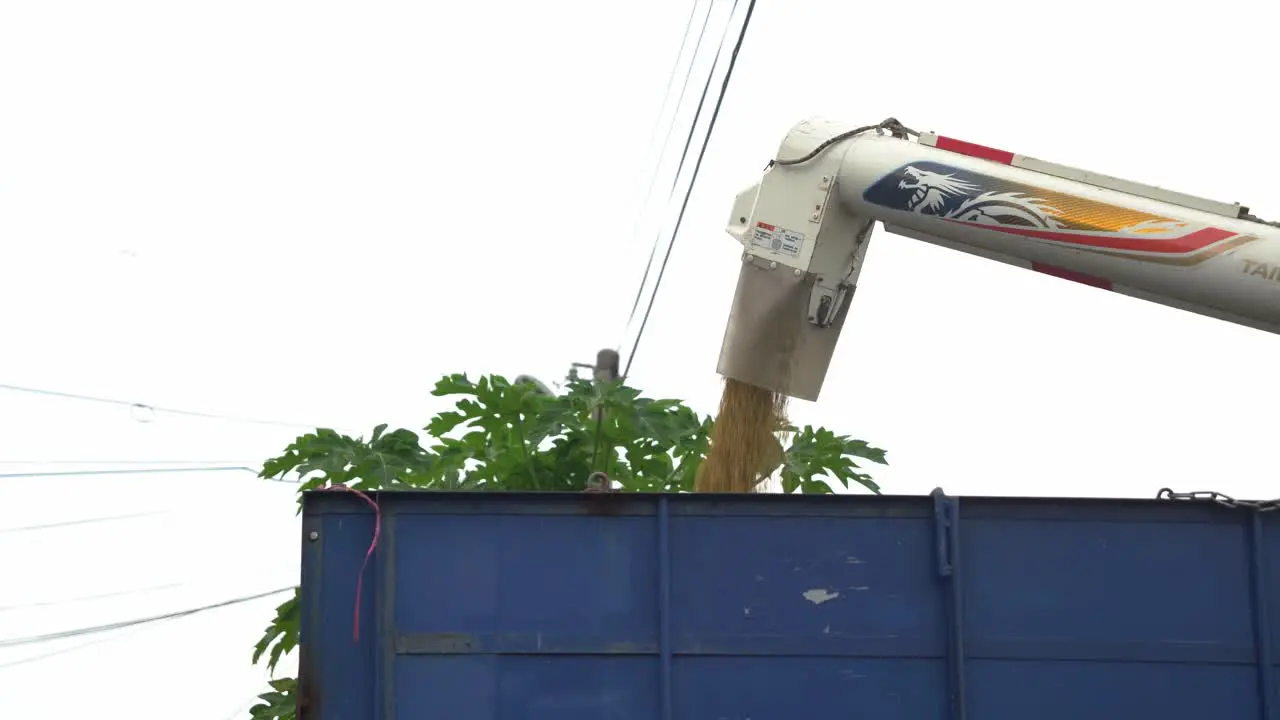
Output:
249,372,887,720
251,589,298,674
780,426,887,495
249,677,297,720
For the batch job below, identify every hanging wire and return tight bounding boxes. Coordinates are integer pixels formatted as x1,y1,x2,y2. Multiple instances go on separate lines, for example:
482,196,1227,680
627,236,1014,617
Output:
0,459,257,466
624,0,759,378
621,0,717,335
0,510,167,533
0,382,354,433
0,582,185,613
0,586,294,648
0,466,273,482
0,623,155,670
0,587,294,671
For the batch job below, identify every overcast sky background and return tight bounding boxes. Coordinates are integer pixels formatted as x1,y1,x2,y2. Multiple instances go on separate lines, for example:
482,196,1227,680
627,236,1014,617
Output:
2,0,1278,717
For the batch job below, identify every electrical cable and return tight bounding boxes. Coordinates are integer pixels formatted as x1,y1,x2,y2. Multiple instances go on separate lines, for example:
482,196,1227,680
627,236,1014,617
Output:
0,465,273,481
0,620,158,670
0,587,293,671
623,0,759,378
624,0,746,376
655,2,735,224
0,459,257,465
0,582,185,612
0,382,354,433
0,510,167,533
622,2,730,360
0,586,294,648
621,0,716,334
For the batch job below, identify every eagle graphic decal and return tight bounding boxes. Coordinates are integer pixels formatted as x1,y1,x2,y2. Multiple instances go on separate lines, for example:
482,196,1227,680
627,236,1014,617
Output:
861,161,1255,266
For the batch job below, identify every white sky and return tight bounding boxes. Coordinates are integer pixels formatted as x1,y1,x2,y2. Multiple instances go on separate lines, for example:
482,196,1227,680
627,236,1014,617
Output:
2,0,1278,717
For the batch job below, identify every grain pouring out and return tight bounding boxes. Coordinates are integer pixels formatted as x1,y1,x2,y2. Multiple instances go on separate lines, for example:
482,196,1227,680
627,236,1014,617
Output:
694,377,789,492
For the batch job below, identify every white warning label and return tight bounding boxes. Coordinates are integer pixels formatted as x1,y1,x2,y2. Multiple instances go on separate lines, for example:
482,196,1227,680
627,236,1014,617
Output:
749,221,805,257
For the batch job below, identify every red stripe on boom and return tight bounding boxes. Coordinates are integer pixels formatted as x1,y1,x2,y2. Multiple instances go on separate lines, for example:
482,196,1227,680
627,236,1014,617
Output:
951,223,1235,255
1031,263,1113,291
934,136,1015,165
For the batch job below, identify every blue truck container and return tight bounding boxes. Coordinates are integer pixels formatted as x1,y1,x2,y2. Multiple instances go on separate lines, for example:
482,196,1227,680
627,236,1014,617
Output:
299,489,1280,719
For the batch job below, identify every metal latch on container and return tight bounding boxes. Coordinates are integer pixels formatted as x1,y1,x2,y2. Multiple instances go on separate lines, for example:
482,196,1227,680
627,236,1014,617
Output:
806,217,872,329
807,281,851,328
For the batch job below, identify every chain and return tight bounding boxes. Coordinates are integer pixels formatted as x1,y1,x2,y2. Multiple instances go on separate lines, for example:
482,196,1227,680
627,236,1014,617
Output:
1156,487,1280,512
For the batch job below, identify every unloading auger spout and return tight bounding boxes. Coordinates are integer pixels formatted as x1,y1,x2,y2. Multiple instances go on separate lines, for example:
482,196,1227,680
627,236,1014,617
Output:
716,117,1280,402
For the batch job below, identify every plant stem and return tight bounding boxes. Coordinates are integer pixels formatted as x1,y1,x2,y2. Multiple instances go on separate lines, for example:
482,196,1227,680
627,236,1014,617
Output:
662,453,688,492
513,413,540,490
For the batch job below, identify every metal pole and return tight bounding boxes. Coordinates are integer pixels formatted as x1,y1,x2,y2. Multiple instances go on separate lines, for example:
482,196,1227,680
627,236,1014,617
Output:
585,349,621,492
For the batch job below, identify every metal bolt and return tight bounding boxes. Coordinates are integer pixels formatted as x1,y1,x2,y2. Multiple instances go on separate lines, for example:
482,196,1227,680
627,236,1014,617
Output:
308,531,319,541
794,268,803,277
769,261,778,270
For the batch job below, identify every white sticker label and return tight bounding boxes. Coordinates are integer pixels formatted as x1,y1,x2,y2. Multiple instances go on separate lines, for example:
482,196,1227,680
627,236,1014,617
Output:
749,221,805,257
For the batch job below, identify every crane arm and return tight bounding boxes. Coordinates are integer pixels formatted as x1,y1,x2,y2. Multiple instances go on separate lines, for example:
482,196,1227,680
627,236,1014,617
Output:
717,118,1280,402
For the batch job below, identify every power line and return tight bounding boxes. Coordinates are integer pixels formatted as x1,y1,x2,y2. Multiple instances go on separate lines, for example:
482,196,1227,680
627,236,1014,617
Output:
0,465,266,480
0,586,293,671
624,0,759,377
0,586,294,648
0,459,257,465
654,1,735,241
0,510,167,533
623,3,723,354
622,0,714,334
0,620,157,670
0,382,352,433
0,582,185,612
624,0,741,376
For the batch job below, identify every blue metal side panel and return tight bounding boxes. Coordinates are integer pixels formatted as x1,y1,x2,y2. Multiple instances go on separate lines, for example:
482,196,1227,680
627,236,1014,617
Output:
300,491,1280,720
961,502,1259,717
391,509,661,718
299,507,380,720
1260,514,1280,716
665,510,947,717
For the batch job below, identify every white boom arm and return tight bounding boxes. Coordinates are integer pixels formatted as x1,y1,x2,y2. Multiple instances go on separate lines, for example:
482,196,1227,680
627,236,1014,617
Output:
718,118,1280,401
